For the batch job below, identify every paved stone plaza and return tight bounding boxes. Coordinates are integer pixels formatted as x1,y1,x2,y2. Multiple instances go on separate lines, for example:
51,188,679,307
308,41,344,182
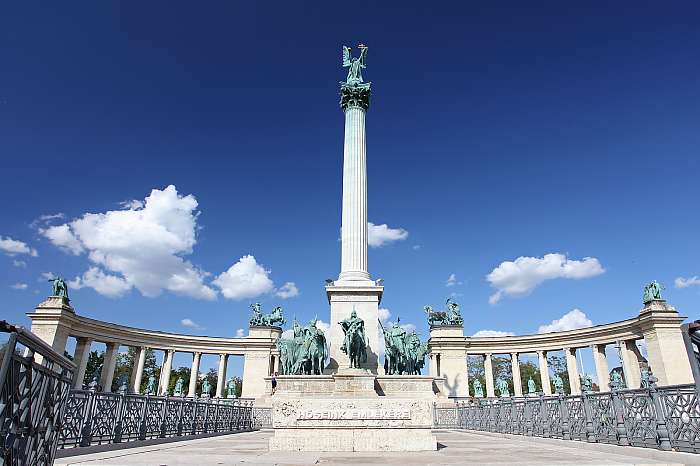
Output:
55,430,700,465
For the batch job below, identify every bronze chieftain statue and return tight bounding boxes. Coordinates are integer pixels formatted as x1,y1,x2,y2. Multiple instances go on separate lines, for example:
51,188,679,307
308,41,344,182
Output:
380,318,428,375
276,318,328,375
339,309,367,369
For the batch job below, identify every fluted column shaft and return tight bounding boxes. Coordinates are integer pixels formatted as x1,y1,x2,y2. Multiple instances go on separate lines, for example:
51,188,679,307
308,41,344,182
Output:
216,354,228,398
101,342,119,392
565,347,581,395
592,344,610,392
511,353,523,397
72,337,93,389
484,353,495,398
131,346,147,394
188,352,201,397
159,350,174,396
538,350,552,395
339,105,369,281
619,340,642,389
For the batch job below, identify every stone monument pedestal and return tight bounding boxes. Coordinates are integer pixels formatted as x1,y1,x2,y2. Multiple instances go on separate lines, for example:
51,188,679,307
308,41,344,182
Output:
267,372,439,451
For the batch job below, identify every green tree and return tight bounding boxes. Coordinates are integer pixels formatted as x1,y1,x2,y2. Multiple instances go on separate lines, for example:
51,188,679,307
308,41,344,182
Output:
547,354,570,394
169,366,191,395
519,360,542,392
83,350,104,387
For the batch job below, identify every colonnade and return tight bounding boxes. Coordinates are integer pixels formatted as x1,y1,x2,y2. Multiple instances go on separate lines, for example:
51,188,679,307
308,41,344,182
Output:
27,296,281,399
429,299,694,398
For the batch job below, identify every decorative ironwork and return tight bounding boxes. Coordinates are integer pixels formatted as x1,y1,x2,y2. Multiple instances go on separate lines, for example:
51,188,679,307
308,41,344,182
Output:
0,320,75,466
57,391,256,450
436,384,700,454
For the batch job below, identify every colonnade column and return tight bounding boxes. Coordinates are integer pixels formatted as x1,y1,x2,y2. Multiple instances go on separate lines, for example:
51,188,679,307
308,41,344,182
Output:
618,340,642,389
130,346,147,394
101,342,119,392
188,352,201,397
216,354,228,398
72,337,93,389
159,349,174,396
591,344,610,392
565,347,581,395
484,353,495,398
537,350,551,395
511,353,523,397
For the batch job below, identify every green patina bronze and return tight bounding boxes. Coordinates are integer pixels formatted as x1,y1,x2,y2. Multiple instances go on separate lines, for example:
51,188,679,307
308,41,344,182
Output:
339,309,367,369
226,378,237,397
340,44,371,111
581,374,593,393
249,303,286,327
277,318,328,375
174,377,185,396
496,378,510,397
424,299,464,326
48,276,69,299
473,379,484,398
146,375,157,395
610,370,625,390
552,374,564,394
643,280,664,303
201,378,211,397
380,318,428,375
527,377,537,395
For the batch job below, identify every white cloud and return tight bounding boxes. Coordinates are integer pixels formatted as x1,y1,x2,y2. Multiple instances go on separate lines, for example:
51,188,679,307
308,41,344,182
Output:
316,320,330,334
0,236,38,257
446,273,461,287
30,213,66,229
281,329,293,339
181,318,203,330
41,185,216,300
235,328,245,338
401,323,417,333
213,255,275,300
367,222,408,248
13,260,27,268
413,245,421,250
378,308,391,324
486,253,604,304
676,276,700,289
69,267,132,299
472,329,515,338
537,308,592,334
275,282,299,299
41,272,56,280
11,283,28,290
41,224,84,255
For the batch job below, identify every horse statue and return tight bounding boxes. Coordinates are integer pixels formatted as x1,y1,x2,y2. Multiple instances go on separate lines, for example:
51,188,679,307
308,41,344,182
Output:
302,319,327,375
423,305,448,326
339,310,367,369
276,318,328,375
249,303,286,327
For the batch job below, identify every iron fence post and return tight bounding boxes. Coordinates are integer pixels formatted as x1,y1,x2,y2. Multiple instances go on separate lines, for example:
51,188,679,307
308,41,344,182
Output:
611,389,629,446
582,392,596,443
79,391,95,447
559,395,570,440
648,382,672,450
113,393,124,443
138,396,148,440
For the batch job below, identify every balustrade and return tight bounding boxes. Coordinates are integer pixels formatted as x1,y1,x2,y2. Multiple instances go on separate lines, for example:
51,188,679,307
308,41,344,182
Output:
434,384,700,453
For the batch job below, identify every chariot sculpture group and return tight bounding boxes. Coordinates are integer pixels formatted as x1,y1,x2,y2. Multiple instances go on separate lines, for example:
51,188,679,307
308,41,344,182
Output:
423,299,463,326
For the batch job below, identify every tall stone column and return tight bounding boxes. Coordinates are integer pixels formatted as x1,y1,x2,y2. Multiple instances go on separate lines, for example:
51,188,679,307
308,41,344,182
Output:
188,352,201,397
72,337,93,389
159,349,174,396
591,344,610,392
326,76,382,374
484,353,495,398
130,346,147,394
537,350,552,395
565,347,581,395
215,354,228,398
511,353,523,397
639,299,694,386
101,342,119,392
618,340,642,389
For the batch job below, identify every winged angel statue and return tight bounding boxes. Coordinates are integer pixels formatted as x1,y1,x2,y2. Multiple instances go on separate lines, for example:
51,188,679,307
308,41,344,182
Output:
342,44,368,85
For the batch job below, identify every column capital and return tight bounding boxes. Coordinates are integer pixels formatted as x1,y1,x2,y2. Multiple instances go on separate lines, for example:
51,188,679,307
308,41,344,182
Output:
193,351,202,356
510,352,518,357
340,82,371,111
536,350,546,356
484,352,492,358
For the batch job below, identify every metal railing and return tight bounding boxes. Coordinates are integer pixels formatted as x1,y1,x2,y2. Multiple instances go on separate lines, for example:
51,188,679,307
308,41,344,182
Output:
0,320,76,466
434,384,700,453
58,390,260,449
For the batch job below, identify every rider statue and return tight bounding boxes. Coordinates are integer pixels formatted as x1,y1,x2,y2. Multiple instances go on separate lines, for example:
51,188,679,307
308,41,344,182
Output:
339,308,367,369
643,280,664,303
48,276,70,300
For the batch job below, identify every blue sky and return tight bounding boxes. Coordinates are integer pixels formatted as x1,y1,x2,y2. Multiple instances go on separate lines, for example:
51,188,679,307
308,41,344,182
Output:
2,2,699,375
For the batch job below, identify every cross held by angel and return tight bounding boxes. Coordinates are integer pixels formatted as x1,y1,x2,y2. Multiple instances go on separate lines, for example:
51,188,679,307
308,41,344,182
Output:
342,44,368,85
